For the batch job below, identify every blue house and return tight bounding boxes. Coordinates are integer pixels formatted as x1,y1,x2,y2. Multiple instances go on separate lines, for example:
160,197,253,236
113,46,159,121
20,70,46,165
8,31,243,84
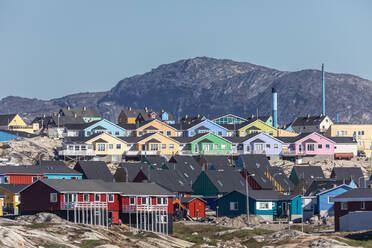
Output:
316,184,354,217
82,119,130,137
183,119,233,137
215,189,302,221
160,111,175,124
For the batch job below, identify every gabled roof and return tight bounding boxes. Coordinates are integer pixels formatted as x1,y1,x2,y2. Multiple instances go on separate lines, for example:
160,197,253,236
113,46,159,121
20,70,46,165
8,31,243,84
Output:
93,138,108,143
292,166,325,185
64,121,99,130
143,125,159,131
99,181,174,196
200,155,232,171
334,188,372,202
140,169,193,193
195,126,210,131
205,169,245,194
74,161,114,182
292,115,328,127
142,156,167,167
303,138,317,143
0,114,17,126
251,138,265,143
167,158,201,183
269,166,294,192
115,162,148,182
212,114,247,122
330,167,364,186
59,108,101,119
304,179,345,196
278,132,335,144
249,190,284,200
328,137,357,144
0,184,29,193
246,115,271,123
247,125,260,131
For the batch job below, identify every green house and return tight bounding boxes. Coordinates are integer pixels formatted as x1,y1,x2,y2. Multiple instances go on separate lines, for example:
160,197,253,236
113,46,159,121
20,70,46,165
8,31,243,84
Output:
175,133,233,156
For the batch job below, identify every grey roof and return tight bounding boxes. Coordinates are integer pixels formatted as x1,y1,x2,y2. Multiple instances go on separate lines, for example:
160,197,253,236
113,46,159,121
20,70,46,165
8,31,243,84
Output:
269,166,294,192
0,184,29,193
249,190,284,200
330,167,364,186
292,166,325,185
205,169,245,194
0,114,17,126
115,162,148,182
328,137,357,144
51,115,85,126
64,121,99,130
200,155,232,171
119,133,154,143
334,188,372,199
251,138,265,143
304,179,345,196
36,179,112,193
172,133,210,144
74,161,114,182
292,115,327,127
38,160,66,167
0,165,81,175
142,156,167,167
59,108,101,119
246,115,271,123
276,133,311,144
98,181,174,196
238,154,274,190
225,134,258,143
117,123,137,130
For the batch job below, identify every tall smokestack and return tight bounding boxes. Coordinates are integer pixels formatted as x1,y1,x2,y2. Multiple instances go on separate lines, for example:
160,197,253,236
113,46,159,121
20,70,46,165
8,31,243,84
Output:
272,87,278,128
322,63,326,116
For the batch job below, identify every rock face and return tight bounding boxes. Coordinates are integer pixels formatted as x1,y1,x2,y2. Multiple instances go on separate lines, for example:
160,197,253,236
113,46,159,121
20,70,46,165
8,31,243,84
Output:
1,57,371,124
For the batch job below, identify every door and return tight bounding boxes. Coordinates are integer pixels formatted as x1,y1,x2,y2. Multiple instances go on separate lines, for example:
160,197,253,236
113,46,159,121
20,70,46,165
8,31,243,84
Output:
112,211,119,224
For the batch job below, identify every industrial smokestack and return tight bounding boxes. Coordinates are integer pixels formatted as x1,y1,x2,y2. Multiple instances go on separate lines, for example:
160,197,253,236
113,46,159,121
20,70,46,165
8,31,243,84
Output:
322,63,326,116
272,87,278,128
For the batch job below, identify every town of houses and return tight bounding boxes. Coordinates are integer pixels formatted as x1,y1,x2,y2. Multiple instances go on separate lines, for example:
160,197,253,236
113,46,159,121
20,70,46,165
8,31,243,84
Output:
0,92,372,234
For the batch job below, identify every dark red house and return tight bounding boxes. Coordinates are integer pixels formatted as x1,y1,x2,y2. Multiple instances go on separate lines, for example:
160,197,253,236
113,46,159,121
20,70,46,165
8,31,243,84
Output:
173,197,206,219
334,188,372,232
20,179,175,234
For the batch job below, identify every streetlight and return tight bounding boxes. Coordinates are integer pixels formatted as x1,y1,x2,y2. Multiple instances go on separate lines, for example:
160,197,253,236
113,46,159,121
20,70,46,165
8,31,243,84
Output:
358,176,365,188
243,162,255,226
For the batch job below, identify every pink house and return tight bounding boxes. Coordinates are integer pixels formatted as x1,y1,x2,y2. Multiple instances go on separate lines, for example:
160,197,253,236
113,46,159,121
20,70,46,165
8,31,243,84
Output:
280,132,335,156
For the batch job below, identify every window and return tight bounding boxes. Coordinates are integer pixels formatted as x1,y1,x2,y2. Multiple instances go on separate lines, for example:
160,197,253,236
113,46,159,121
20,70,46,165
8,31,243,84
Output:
115,131,120,136
230,202,238,210
157,197,168,205
341,202,348,210
257,202,272,210
307,144,314,151
162,144,166,149
336,131,340,137
75,146,80,151
116,144,121,149
169,144,174,149
50,193,58,203
32,176,41,183
83,193,89,202
221,144,226,149
214,144,219,149
269,131,274,136
68,145,73,150
326,144,330,149
95,194,101,202
150,144,159,151
189,164,195,170
361,201,366,210
81,145,86,151
4,176,9,184
141,197,148,205
266,144,271,149
166,131,171,136
130,197,135,205
139,131,143,136
64,193,77,202
184,172,189,178
109,144,113,149
108,194,114,202
274,144,278,149
97,144,105,151
328,196,334,203
318,144,323,149
218,131,222,136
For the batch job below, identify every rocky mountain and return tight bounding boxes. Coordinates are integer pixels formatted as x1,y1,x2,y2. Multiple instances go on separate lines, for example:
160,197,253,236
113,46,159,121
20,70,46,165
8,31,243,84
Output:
1,57,371,124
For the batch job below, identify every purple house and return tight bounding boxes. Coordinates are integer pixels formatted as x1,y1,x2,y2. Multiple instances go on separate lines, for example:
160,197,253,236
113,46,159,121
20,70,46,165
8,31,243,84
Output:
227,132,284,156
279,132,335,156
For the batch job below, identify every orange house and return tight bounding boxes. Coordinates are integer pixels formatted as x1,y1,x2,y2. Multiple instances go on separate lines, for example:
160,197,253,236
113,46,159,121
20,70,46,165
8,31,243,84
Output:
180,197,206,218
135,119,180,137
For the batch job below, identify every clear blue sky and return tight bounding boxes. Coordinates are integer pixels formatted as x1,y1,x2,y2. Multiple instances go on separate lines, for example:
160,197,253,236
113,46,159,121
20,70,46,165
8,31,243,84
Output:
1,0,371,100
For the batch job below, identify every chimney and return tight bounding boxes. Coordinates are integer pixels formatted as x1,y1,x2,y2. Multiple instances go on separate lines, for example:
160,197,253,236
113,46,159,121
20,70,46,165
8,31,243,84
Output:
74,113,77,118
67,106,71,110
144,107,148,112
185,114,188,119
251,114,255,119
272,88,278,128
197,114,200,118
307,114,311,119
43,114,46,118
322,63,326,116
83,106,87,112
128,107,132,111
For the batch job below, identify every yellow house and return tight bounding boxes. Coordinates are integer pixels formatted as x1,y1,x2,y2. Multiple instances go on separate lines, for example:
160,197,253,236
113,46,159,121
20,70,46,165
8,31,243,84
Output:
278,128,298,137
0,196,3,216
136,119,180,137
85,132,127,156
0,184,28,215
0,114,38,134
125,133,180,156
325,124,372,157
238,120,278,137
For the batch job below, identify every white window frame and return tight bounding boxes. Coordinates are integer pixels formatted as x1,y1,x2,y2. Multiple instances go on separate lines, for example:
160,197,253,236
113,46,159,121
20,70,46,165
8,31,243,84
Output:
108,194,114,203
32,176,41,183
4,176,10,184
213,144,219,149
141,197,148,205
230,201,238,211
341,202,348,210
257,201,272,210
83,193,89,202
109,144,114,149
162,144,166,149
50,193,58,203
328,196,335,204
221,144,226,149
130,197,135,205
95,194,101,202
361,201,366,210
169,144,174,149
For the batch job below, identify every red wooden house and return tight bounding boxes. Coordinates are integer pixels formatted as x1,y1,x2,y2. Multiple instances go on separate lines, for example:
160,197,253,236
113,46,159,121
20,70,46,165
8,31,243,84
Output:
174,197,206,219
20,179,175,234
0,166,44,184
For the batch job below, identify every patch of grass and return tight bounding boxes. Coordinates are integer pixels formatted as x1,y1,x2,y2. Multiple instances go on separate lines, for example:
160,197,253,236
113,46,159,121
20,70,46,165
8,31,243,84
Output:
339,231,372,248
173,223,230,244
26,223,53,229
241,238,265,248
79,240,104,248
219,229,274,241
43,244,67,248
